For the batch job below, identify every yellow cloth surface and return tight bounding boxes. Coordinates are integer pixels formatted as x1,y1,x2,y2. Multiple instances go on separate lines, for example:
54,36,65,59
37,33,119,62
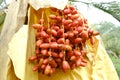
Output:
7,25,119,80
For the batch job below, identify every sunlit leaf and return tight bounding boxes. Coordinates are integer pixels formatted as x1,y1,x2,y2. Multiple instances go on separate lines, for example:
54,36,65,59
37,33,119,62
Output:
92,1,120,22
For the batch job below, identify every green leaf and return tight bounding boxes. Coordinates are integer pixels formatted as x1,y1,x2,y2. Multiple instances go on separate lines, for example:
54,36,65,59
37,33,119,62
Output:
92,1,120,22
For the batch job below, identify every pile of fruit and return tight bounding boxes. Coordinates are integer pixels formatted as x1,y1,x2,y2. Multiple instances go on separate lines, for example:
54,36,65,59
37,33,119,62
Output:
29,5,99,76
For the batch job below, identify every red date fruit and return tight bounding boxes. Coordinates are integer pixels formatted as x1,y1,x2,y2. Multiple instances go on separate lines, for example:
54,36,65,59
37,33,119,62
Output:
50,42,58,49
40,43,50,49
74,38,82,44
80,31,88,40
29,55,37,61
36,40,43,47
62,61,70,71
57,38,64,44
74,50,81,56
49,14,56,19
44,65,51,75
32,24,43,30
51,52,59,58
33,65,39,71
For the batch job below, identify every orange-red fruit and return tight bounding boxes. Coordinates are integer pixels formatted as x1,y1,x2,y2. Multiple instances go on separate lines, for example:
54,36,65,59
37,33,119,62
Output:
71,63,76,70
58,10,63,15
58,29,63,34
57,44,65,50
73,30,78,35
88,28,93,36
78,18,83,26
72,20,79,26
65,39,70,45
74,50,81,56
40,31,49,38
56,16,62,22
51,29,57,36
84,19,88,24
44,38,49,43
44,65,51,75
67,23,72,27
65,45,72,51
92,31,99,36
62,60,70,71
80,31,88,40
81,58,87,63
51,36,57,42
57,38,64,44
76,26,83,33
76,58,81,66
59,51,64,58
41,49,48,56
69,5,75,10
43,58,49,64
51,52,59,58
50,7,57,12
71,10,78,14
35,48,40,55
67,51,74,57
32,24,43,30
29,55,37,61
70,55,76,61
90,37,95,45
46,29,51,34
68,32,74,38
33,65,39,71
50,59,57,68
55,58,62,63
36,40,43,47
50,42,58,49
40,43,50,49
80,61,86,67
64,25,71,30
70,14,79,20
62,33,68,38
41,64,46,69
74,38,82,44
36,32,41,38
62,19,72,25
39,58,44,66
81,50,87,56
50,68,56,74
49,14,56,19
38,19,44,24
52,26,60,31
57,29,64,36
63,9,71,14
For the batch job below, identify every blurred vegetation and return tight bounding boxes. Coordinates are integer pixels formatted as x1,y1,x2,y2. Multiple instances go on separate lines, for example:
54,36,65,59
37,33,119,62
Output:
0,11,6,33
92,1,120,22
93,21,120,58
70,0,120,22
109,54,120,78
0,0,7,33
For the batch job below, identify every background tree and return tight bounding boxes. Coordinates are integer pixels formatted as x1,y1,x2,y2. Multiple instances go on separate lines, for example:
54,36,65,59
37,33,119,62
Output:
69,0,120,22
93,22,120,57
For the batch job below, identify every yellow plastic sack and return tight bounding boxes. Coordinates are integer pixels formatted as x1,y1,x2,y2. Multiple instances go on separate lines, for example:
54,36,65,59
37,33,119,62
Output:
6,7,119,80
7,25,119,80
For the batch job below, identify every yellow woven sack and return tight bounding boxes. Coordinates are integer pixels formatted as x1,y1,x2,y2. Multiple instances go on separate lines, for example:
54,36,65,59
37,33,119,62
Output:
5,7,119,80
